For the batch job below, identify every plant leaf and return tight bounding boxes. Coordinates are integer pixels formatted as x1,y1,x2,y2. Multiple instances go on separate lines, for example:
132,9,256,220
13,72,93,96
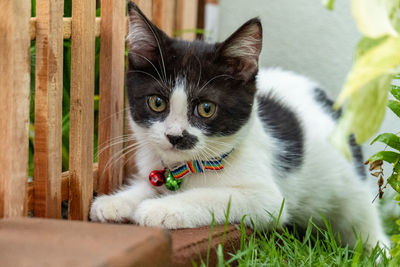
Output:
336,36,400,106
322,0,336,10
351,0,399,38
388,173,400,193
371,133,400,151
331,75,392,158
388,100,400,118
355,36,388,60
391,84,400,101
369,151,400,164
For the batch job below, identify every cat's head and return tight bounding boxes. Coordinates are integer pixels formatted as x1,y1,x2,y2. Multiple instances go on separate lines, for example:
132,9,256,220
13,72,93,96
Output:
126,2,262,165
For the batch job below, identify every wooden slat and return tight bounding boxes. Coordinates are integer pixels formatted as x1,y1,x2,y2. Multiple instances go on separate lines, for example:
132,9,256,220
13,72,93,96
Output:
69,0,96,220
27,164,99,213
30,17,103,40
0,0,31,217
196,0,206,39
176,0,199,40
33,0,64,218
152,0,176,36
136,0,153,18
97,0,125,194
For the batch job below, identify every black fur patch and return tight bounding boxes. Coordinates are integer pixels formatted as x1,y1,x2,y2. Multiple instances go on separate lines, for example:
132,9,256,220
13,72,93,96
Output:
349,134,366,178
313,88,366,178
257,93,304,172
167,130,198,150
313,88,342,120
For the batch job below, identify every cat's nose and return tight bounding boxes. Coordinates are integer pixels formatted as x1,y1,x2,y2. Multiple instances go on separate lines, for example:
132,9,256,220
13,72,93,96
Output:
166,134,183,146
165,130,198,150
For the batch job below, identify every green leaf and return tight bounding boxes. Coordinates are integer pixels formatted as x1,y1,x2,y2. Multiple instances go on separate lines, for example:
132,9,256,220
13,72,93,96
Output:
322,0,336,10
391,85,400,101
388,100,400,118
371,133,400,151
395,161,400,173
369,151,400,163
331,75,391,158
388,174,400,193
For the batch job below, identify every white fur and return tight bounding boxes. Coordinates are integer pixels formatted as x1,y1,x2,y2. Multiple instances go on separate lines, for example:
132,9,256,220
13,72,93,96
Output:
90,68,389,251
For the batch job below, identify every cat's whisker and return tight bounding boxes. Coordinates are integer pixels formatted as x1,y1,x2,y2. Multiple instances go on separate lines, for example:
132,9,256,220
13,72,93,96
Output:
202,146,234,169
194,149,208,184
97,107,131,126
194,55,202,89
96,138,138,158
101,140,150,178
96,135,138,156
198,74,234,94
205,139,233,150
126,70,168,90
198,148,225,180
133,10,168,82
131,53,166,84
101,142,144,171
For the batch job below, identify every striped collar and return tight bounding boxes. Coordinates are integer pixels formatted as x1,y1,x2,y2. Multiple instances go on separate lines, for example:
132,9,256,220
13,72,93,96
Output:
169,150,233,179
149,149,234,191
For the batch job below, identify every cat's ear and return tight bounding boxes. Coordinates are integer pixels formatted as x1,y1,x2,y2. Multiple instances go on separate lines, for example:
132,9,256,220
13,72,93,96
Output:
127,2,166,67
217,18,262,81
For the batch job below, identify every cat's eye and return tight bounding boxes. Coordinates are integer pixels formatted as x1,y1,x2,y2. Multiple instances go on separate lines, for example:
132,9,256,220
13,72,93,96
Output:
148,95,167,112
195,102,216,118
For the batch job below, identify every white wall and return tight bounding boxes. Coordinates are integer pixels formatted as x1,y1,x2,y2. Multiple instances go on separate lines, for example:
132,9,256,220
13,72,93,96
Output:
217,0,398,159
218,0,359,95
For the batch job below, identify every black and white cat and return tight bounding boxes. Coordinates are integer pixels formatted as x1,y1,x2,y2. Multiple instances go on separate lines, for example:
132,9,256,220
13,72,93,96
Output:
90,2,389,251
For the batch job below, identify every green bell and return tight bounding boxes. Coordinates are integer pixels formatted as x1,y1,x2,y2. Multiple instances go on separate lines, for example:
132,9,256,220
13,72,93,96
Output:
165,170,182,191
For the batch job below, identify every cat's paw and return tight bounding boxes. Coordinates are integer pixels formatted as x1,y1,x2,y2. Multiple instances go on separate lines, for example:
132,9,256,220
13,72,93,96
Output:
90,195,134,223
134,199,195,229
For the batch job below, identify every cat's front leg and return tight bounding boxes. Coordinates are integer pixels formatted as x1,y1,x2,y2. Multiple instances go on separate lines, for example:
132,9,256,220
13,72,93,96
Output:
134,187,288,229
90,179,156,223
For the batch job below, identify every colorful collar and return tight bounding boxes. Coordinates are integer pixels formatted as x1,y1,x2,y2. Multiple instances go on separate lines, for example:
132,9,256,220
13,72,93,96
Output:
149,150,233,191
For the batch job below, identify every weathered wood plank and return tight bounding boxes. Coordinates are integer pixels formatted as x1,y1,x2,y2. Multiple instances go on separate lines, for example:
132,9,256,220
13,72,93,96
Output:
69,0,96,220
152,0,175,36
27,164,99,213
0,218,172,267
136,0,153,19
176,0,199,40
97,0,125,194
0,0,31,218
33,0,64,218
31,17,102,40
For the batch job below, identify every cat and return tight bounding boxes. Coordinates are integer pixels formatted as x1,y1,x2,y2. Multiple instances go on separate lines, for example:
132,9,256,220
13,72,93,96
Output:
90,2,389,252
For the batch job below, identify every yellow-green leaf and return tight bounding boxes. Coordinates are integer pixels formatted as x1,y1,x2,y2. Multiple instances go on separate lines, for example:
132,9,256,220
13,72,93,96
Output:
332,75,392,158
336,36,400,106
351,0,399,38
322,0,336,10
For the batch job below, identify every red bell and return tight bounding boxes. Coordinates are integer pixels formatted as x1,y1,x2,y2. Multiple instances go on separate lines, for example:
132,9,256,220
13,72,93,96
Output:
149,170,165,186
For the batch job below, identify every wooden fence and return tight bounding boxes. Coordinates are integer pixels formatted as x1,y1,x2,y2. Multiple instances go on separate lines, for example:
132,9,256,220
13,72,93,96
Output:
0,0,202,220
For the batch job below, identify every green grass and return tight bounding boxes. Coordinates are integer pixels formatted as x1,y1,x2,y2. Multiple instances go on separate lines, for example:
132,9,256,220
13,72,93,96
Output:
197,201,398,266
212,221,392,266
